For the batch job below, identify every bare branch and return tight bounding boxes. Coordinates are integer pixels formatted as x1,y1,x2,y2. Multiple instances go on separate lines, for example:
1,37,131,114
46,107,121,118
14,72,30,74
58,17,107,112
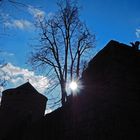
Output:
29,0,96,107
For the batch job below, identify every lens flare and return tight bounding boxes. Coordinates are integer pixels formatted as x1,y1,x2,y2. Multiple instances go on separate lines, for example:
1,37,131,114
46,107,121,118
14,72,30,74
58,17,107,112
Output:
69,81,78,91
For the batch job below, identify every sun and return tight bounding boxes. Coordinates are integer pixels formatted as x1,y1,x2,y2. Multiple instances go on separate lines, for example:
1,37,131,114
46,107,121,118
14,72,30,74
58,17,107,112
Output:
69,81,78,91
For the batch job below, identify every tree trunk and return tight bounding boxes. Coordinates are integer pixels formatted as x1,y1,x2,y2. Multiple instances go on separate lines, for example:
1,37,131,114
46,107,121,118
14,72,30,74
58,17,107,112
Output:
76,51,80,78
70,60,74,81
60,80,67,106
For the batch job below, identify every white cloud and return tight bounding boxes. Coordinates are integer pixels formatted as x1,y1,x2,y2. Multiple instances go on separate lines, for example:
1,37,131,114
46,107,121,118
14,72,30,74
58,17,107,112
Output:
47,12,54,19
45,108,52,114
1,12,33,30
0,63,48,94
136,28,140,38
28,6,45,19
4,19,33,30
0,86,4,94
0,13,10,20
0,51,14,57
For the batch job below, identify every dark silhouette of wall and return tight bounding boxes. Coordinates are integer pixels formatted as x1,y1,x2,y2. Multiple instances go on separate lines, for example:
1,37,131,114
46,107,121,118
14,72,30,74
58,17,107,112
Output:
0,82,47,140
1,40,140,140
22,40,140,140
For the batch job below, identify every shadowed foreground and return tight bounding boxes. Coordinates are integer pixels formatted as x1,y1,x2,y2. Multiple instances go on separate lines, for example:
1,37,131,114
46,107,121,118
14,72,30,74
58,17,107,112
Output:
0,40,140,140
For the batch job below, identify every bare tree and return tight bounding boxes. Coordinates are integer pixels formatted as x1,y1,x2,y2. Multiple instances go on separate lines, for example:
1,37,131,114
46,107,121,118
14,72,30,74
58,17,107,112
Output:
29,0,96,107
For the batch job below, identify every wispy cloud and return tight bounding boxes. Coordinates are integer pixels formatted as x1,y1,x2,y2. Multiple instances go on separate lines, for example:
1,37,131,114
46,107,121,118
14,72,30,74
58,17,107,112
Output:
0,51,14,57
4,19,33,30
0,63,48,94
0,51,16,65
136,27,140,38
0,86,4,94
1,12,33,30
28,6,45,19
0,13,10,22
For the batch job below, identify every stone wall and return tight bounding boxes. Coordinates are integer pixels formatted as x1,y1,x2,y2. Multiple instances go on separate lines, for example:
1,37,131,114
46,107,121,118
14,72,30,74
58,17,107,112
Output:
0,82,47,140
23,40,140,140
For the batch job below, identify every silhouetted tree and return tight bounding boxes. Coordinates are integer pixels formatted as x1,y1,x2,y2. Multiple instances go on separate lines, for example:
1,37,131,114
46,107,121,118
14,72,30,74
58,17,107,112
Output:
29,0,95,107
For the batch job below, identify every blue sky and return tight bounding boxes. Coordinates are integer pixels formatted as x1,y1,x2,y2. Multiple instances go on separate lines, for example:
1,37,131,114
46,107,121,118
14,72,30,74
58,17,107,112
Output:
0,0,140,111
80,0,140,47
0,0,139,66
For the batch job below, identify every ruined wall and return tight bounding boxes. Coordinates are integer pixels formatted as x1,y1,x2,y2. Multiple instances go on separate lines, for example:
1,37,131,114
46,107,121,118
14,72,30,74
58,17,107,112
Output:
0,82,47,140
23,40,140,140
